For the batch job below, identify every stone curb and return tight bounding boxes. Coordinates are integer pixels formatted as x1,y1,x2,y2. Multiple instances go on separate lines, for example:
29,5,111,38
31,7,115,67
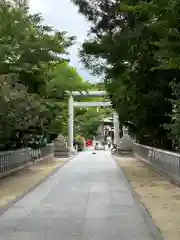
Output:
113,156,164,240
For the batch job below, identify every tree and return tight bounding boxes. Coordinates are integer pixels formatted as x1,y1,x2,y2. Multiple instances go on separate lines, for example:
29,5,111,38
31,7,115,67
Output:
0,1,74,93
0,1,86,150
149,0,180,150
46,62,90,99
45,62,91,139
74,107,112,139
0,75,45,150
71,0,174,150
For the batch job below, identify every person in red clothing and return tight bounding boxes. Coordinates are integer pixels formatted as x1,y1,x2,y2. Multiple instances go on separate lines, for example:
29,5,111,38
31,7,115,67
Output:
86,139,93,147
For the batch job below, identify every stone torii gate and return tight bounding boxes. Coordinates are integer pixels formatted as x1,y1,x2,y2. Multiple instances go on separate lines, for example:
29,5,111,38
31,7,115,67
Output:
68,91,120,152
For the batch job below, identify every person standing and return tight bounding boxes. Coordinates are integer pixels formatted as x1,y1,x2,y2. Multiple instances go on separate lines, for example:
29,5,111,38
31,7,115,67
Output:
106,136,112,149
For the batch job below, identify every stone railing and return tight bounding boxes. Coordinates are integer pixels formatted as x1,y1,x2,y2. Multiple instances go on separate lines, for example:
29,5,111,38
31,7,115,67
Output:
133,142,180,183
0,143,54,178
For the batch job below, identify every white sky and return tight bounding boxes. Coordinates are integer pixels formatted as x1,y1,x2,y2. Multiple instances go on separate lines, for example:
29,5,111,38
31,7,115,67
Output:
29,0,98,82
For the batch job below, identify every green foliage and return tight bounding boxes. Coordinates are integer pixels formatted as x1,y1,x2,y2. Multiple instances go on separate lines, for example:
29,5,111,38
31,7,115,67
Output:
0,1,74,93
74,107,112,139
0,0,114,151
149,0,180,150
71,0,180,150
47,62,90,99
0,75,45,149
0,1,89,150
75,135,85,149
45,62,91,139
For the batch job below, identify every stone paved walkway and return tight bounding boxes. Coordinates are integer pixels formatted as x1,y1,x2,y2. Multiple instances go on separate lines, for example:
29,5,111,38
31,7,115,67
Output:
0,151,159,240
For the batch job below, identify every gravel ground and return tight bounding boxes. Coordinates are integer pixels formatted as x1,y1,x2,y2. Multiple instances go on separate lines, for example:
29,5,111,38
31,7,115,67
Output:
0,158,67,208
116,157,180,240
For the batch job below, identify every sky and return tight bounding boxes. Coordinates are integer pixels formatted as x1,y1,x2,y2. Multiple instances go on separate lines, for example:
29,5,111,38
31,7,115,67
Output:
29,0,99,82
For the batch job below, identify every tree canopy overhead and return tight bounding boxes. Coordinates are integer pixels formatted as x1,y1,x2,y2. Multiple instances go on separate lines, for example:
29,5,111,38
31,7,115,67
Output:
71,0,180,151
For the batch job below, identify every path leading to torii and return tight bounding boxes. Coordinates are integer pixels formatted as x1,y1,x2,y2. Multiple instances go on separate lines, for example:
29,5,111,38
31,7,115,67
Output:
0,151,161,240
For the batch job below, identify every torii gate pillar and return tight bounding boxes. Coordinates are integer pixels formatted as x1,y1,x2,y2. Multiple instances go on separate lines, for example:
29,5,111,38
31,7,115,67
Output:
68,95,74,152
113,112,120,145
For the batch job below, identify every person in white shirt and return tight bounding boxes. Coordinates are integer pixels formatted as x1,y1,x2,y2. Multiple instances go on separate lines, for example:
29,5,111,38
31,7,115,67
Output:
106,136,112,149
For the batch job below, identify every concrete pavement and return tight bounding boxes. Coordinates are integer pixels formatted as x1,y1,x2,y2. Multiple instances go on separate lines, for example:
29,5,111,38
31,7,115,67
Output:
0,151,160,239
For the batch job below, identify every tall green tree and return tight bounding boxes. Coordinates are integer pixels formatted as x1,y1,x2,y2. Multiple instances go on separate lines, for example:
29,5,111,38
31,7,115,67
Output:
0,0,74,93
45,62,91,139
71,0,174,150
149,0,180,150
47,62,90,99
0,1,87,150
